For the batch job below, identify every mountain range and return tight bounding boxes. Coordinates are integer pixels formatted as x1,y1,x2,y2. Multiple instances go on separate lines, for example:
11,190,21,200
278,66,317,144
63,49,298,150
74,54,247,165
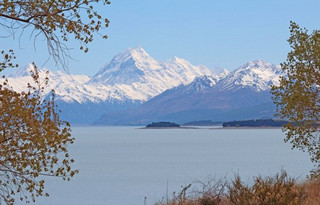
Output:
3,47,283,125
95,59,283,125
5,47,216,124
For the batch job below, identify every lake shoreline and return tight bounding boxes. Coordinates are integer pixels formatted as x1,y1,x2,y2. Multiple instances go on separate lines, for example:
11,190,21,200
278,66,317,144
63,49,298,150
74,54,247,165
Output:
139,126,283,129
212,126,283,129
139,126,199,129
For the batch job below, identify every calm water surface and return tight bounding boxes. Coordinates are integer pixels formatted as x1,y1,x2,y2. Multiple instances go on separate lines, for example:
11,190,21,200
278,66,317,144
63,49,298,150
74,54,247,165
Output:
36,126,312,205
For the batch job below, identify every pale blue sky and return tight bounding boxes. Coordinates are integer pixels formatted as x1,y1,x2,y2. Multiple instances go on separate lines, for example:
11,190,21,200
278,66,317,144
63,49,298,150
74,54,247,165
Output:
1,0,320,76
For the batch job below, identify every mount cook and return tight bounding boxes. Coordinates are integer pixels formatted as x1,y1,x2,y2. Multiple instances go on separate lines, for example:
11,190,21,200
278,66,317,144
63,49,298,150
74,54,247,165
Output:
4,47,282,124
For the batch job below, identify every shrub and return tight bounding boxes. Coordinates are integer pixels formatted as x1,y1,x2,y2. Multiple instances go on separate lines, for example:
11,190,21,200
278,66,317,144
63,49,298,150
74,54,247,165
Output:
228,172,306,205
157,171,310,205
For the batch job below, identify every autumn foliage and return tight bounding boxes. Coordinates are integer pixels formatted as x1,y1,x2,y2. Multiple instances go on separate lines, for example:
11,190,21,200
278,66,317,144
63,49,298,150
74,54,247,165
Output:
0,0,110,203
271,22,320,178
0,0,110,68
0,64,78,204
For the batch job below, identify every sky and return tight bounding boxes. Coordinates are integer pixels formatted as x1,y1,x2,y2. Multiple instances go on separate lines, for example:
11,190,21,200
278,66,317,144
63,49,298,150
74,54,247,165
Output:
1,0,320,76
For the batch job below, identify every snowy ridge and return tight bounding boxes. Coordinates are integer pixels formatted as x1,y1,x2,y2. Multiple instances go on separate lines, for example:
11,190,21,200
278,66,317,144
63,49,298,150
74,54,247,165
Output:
154,75,219,98
186,75,218,92
176,75,219,94
217,68,230,79
214,59,283,92
5,66,93,103
4,47,214,103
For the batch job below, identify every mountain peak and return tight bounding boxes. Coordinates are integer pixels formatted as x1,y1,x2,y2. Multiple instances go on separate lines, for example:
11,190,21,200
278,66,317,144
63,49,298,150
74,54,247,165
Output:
89,47,162,85
161,57,212,84
191,75,218,87
215,60,282,92
166,56,189,64
127,46,149,58
240,59,273,70
172,56,183,61
128,46,146,53
154,75,219,102
218,69,230,79
9,64,34,78
111,46,150,64
251,58,265,63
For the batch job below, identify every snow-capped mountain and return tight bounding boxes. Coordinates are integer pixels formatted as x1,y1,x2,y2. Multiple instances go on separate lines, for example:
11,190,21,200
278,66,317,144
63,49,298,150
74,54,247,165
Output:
96,60,281,125
6,64,95,103
89,47,162,85
3,47,215,123
183,75,219,93
4,46,283,125
214,59,283,92
88,47,212,101
158,75,219,97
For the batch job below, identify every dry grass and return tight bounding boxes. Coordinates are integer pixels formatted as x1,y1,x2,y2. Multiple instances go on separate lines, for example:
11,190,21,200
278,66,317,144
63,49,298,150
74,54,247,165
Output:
300,179,320,205
156,172,320,205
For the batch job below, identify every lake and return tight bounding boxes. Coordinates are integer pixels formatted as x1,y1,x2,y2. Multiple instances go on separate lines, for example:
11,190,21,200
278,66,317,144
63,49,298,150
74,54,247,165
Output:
35,126,312,205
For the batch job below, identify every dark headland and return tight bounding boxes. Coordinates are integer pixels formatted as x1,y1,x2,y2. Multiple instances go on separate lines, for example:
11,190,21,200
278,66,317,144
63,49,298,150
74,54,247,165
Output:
145,122,180,128
222,119,288,128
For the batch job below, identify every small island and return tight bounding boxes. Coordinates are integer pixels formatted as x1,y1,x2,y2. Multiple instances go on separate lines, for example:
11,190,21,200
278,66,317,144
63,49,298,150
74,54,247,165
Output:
146,121,180,128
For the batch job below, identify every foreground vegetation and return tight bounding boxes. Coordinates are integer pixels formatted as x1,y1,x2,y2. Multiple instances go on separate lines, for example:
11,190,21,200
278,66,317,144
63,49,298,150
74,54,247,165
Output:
1,0,110,203
156,172,320,205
